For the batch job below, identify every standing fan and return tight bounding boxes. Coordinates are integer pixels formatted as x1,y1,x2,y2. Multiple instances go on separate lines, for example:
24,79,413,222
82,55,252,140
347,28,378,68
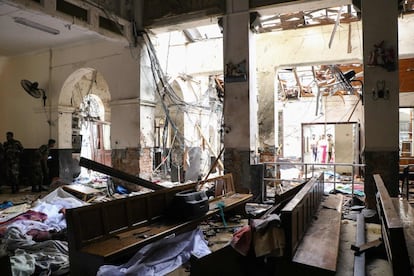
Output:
21,79,47,106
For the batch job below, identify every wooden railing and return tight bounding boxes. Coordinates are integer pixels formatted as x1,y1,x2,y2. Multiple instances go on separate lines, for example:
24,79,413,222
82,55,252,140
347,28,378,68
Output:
280,174,324,259
281,173,343,274
373,174,412,276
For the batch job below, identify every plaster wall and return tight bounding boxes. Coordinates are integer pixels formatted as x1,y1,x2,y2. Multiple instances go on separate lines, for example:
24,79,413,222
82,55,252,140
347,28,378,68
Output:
255,13,414,70
256,22,363,72
0,52,52,148
401,92,414,107
399,14,414,58
0,39,142,149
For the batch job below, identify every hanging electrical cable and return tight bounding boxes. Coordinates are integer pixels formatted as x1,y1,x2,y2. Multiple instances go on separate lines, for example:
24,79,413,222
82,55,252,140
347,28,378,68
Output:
142,32,185,148
142,31,220,150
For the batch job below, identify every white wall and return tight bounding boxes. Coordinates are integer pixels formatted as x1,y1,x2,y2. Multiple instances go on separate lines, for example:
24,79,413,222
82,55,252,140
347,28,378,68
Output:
0,52,51,147
0,39,142,149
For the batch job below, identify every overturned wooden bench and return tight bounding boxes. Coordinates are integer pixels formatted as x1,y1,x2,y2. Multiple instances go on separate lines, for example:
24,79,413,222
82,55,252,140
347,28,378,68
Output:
281,174,343,275
66,173,252,276
374,174,413,276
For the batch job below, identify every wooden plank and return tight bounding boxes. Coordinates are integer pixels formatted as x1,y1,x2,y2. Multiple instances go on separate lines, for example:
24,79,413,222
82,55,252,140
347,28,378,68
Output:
63,184,101,201
79,157,166,190
373,174,403,229
292,194,343,273
374,174,412,276
392,198,414,275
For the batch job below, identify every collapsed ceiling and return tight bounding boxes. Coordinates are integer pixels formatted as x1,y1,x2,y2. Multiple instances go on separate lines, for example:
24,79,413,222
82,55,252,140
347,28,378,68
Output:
1,0,414,57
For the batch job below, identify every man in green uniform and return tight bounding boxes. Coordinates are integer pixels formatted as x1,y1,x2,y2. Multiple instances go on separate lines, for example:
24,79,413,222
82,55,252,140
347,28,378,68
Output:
0,143,4,192
3,132,24,193
32,139,55,192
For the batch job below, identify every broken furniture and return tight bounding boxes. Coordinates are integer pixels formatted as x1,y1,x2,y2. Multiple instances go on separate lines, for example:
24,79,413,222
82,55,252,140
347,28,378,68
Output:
280,174,343,275
62,184,102,202
374,174,413,276
66,173,252,276
189,174,343,275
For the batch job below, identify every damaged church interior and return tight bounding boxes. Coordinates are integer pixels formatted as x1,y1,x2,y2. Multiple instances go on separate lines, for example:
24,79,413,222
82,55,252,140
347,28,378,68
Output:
1,0,414,275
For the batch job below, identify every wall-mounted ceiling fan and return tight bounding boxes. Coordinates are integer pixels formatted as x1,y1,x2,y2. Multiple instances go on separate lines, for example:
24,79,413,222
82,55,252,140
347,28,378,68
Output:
21,79,47,106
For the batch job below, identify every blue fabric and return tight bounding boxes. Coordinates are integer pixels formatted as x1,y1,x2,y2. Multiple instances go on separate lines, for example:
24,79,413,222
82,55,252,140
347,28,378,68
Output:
116,185,130,194
0,201,13,210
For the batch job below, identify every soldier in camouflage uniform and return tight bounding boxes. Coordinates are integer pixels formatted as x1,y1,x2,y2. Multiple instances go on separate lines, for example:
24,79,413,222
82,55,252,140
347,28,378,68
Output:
32,139,55,192
0,143,4,191
3,132,24,193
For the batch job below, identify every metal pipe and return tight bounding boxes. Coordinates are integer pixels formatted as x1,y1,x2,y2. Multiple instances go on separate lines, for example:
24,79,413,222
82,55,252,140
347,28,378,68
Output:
354,213,366,276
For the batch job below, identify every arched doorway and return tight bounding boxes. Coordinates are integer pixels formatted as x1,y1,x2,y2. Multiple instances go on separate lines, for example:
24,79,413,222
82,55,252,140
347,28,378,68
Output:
58,68,111,178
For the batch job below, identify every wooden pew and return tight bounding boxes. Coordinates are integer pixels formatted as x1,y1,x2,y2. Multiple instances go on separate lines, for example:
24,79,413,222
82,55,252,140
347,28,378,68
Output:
400,165,414,202
66,174,252,276
373,174,413,276
281,174,343,275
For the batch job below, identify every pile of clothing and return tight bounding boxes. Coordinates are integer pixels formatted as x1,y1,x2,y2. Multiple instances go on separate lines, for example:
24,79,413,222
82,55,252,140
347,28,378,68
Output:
0,188,85,275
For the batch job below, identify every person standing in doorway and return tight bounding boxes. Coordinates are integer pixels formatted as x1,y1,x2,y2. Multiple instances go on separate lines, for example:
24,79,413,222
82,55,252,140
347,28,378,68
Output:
327,134,334,163
3,132,24,193
318,134,327,163
310,134,318,162
38,139,56,190
0,143,5,192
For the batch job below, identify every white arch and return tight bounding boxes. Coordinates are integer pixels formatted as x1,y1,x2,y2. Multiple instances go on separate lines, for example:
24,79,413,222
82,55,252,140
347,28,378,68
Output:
57,68,111,149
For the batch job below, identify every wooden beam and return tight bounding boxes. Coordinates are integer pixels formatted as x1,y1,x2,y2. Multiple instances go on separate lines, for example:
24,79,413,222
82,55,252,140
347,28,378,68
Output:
79,157,166,190
347,23,352,53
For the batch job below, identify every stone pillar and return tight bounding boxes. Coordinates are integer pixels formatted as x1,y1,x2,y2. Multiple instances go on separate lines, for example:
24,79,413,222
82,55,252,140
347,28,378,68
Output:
135,0,156,179
223,0,258,192
257,71,276,151
362,0,399,208
110,99,141,177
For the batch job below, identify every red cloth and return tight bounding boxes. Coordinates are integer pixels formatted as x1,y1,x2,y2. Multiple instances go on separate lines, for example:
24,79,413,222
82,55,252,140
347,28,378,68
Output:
0,210,47,237
230,225,252,256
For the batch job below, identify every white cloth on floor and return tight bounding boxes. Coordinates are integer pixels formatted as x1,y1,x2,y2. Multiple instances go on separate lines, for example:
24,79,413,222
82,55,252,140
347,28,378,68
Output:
97,228,211,276
5,227,69,276
31,187,86,232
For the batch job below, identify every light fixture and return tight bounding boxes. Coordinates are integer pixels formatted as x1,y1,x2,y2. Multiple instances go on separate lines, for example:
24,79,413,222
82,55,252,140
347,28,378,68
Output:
14,17,60,35
372,80,389,100
344,70,356,81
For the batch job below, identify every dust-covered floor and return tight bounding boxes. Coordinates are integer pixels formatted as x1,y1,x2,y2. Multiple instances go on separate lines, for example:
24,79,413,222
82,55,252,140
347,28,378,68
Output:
336,218,392,276
0,184,398,276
